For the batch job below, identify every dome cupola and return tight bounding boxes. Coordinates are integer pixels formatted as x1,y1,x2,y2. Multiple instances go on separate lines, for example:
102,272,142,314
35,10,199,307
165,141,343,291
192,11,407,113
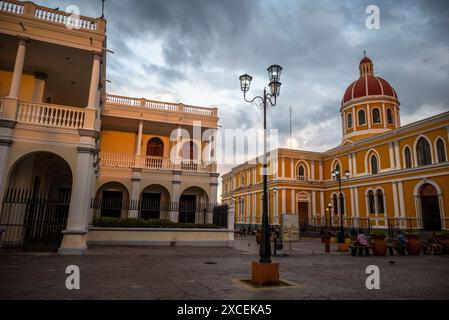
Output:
340,53,401,144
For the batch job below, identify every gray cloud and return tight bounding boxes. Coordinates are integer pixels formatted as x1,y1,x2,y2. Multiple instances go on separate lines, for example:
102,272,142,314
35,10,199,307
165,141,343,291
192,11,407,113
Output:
35,0,449,162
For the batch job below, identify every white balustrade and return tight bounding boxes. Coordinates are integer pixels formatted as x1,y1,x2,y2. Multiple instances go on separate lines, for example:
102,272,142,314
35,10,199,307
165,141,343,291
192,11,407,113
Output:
99,153,212,173
106,94,217,116
0,0,24,14
1,1,100,30
0,98,4,117
17,102,85,129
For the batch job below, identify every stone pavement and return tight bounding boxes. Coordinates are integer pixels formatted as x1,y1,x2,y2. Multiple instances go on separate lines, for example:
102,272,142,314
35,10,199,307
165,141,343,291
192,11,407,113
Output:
1,237,448,300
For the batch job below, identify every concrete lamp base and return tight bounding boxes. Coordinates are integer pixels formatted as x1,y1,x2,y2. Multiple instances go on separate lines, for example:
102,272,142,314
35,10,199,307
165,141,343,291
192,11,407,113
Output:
251,261,280,286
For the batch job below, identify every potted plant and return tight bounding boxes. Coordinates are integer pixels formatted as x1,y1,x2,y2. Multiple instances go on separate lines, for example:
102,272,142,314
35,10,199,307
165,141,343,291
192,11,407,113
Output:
435,231,449,254
405,232,422,255
370,230,387,256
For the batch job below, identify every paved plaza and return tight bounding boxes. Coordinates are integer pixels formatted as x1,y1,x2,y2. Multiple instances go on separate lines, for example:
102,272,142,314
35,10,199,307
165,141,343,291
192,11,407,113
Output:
1,237,448,300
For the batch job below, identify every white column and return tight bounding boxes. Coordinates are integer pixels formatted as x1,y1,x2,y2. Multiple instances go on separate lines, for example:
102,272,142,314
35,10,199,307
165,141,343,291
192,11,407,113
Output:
281,158,285,178
352,153,357,176
394,140,401,170
354,187,359,218
320,191,324,217
290,158,294,179
281,189,286,214
392,181,399,218
312,191,316,219
398,181,405,218
291,189,295,214
366,105,371,129
0,141,12,215
129,175,141,218
136,120,143,155
8,38,27,98
311,160,315,181
319,161,323,180
87,54,102,109
348,153,353,174
382,103,387,128
350,188,355,218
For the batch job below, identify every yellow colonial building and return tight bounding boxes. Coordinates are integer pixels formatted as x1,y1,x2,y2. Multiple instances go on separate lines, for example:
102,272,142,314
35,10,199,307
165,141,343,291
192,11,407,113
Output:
0,1,225,254
222,56,449,233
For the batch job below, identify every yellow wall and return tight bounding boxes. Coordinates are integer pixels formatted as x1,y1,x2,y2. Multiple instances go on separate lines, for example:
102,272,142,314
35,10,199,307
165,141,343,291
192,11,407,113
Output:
0,70,37,101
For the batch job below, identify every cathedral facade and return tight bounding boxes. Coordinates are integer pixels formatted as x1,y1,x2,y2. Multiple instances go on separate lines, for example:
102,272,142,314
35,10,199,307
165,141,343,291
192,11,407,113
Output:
222,56,449,233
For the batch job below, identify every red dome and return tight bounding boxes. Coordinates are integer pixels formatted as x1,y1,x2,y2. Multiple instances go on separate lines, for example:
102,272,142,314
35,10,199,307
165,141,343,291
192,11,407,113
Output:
342,75,398,106
359,57,372,65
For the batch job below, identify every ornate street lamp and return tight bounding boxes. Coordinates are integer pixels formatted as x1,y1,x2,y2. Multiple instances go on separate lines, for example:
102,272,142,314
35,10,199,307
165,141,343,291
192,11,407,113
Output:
239,65,283,264
331,169,350,243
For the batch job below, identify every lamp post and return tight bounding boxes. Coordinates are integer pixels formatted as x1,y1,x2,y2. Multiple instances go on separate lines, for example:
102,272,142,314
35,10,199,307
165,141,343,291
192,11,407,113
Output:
239,65,282,264
326,203,332,229
331,169,350,243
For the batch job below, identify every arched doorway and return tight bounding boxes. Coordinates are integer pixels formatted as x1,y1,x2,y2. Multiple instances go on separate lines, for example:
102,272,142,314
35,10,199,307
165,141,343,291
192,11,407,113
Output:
95,182,129,218
179,186,209,224
1,152,72,251
140,184,171,220
420,184,442,231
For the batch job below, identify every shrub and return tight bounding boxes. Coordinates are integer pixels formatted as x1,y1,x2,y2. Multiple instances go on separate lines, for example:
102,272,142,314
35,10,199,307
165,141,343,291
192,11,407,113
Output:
435,231,449,238
371,230,387,237
92,216,219,229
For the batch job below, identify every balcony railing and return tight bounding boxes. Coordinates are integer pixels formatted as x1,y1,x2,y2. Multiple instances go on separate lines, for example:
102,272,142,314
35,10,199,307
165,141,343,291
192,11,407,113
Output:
106,94,218,116
0,0,103,31
17,101,86,129
99,152,214,173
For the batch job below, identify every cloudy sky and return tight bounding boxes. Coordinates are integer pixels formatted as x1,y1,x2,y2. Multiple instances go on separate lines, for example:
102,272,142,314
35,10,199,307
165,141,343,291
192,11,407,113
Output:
35,0,449,191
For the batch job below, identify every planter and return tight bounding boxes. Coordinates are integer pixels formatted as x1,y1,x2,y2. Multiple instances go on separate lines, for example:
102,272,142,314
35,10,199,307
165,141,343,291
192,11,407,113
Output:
435,235,449,254
256,230,262,245
371,235,387,256
406,234,422,255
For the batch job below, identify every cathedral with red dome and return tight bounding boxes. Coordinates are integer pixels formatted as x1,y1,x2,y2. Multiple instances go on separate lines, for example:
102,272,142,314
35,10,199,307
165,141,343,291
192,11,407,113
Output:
223,54,449,236
341,55,401,143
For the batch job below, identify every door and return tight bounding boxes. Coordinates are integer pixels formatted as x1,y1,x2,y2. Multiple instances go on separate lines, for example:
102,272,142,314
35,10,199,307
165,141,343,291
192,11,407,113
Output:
101,191,123,218
140,193,161,219
179,195,196,223
298,201,308,231
420,184,442,231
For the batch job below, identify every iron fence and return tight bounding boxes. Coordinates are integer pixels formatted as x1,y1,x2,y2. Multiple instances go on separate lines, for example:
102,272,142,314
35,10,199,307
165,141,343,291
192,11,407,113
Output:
90,198,226,226
0,188,70,251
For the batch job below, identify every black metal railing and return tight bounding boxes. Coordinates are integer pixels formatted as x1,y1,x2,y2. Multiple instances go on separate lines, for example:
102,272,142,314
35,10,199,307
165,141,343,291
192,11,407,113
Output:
297,216,448,236
0,188,70,251
213,204,228,228
90,198,226,226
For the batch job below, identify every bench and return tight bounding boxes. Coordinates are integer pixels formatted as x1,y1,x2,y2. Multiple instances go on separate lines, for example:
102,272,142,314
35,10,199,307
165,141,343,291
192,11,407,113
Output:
386,239,406,256
349,243,371,256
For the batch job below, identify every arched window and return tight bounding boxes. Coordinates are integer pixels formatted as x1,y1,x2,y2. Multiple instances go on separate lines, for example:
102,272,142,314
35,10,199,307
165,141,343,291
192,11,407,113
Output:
376,189,384,214
404,147,412,168
146,137,164,157
358,109,366,125
372,108,381,124
387,108,394,124
436,138,446,163
334,163,340,173
298,165,305,179
416,137,432,166
332,194,338,215
368,190,375,214
347,113,353,129
370,154,379,174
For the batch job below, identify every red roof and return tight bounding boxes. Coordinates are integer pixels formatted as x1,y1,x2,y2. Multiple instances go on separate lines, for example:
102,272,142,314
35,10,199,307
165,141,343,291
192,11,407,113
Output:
360,57,372,65
342,75,398,106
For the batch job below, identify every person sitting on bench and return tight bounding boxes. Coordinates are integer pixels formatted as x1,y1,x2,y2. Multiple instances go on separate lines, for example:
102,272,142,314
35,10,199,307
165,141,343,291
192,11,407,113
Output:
356,231,370,247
